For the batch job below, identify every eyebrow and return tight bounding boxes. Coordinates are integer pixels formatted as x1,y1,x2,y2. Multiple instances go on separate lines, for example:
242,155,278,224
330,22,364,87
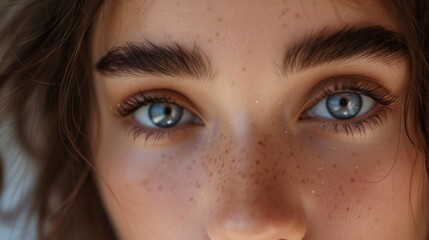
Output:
96,41,214,80
96,26,408,80
282,25,408,75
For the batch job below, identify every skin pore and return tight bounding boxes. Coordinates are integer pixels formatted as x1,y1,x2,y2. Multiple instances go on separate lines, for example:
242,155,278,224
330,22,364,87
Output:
90,0,428,239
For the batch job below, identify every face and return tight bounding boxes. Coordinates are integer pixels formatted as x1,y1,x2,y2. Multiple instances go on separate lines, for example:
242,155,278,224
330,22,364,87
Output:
90,0,429,239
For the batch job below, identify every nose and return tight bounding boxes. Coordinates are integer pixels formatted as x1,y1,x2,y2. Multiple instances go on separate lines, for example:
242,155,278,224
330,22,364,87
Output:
207,199,306,240
206,129,307,240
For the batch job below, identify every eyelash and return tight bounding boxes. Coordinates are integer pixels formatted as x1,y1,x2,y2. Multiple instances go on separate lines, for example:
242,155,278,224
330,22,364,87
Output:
301,78,398,136
116,78,398,143
117,91,197,143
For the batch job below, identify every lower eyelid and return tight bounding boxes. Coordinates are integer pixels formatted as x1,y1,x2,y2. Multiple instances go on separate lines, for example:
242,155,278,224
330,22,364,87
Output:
124,119,203,146
300,106,392,137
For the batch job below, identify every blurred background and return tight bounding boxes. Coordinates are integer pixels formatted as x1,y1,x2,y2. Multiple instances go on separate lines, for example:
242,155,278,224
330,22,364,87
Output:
0,124,36,240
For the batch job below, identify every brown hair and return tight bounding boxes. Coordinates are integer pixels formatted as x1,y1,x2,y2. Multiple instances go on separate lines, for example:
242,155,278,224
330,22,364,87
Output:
0,0,428,239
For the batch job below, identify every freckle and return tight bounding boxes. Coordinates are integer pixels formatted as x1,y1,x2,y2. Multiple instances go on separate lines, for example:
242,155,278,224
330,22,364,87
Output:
328,215,332,220
264,168,269,173
232,158,235,163
208,38,212,43
273,175,278,181
217,16,222,22
296,165,300,169
301,179,306,184
241,67,246,72
215,32,220,37
346,207,350,212
282,23,288,28
295,13,300,19
186,165,192,171
207,7,212,11
350,177,356,183
189,197,195,203
141,179,150,186
158,185,163,191
196,182,201,188
332,163,337,168
290,152,294,157
209,172,213,177
247,50,252,54
256,160,260,165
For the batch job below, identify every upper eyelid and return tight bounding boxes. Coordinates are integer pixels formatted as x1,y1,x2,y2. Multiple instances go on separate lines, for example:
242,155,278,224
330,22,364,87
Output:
302,76,396,104
295,76,398,119
116,90,205,121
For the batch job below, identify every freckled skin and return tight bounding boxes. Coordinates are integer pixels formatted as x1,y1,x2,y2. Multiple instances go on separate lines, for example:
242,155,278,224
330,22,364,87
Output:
90,0,429,239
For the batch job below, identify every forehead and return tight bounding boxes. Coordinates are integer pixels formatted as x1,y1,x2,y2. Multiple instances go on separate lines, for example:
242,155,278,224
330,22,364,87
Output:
92,0,396,62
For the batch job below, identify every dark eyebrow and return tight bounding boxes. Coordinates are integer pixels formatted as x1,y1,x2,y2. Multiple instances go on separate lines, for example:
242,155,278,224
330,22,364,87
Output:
282,26,409,75
96,41,214,80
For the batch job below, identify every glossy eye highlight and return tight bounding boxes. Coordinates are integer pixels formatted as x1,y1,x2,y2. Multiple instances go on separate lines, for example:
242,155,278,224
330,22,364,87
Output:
134,102,195,128
309,92,375,120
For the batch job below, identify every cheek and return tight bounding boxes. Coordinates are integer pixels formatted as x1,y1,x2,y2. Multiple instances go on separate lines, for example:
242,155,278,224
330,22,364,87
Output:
300,135,417,238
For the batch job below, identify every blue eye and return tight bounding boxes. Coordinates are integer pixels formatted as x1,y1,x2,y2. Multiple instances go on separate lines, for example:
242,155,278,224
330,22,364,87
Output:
309,92,376,120
133,102,196,128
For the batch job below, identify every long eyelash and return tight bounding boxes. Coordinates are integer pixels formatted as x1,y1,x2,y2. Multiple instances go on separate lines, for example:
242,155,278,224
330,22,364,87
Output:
307,78,398,137
315,79,398,106
115,91,184,142
116,91,178,117
128,125,186,144
318,108,390,137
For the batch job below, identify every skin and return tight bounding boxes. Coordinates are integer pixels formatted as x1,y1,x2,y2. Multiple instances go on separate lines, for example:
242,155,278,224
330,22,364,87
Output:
90,0,429,239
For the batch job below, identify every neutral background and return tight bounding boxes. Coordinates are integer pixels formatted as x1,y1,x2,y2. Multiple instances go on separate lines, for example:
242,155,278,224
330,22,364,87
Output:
0,125,36,240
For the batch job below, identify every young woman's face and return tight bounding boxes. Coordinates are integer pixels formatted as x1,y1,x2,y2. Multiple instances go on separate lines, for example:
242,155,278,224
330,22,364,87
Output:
90,0,428,239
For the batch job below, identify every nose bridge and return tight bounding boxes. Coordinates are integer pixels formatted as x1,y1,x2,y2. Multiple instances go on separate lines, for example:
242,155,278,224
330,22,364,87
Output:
206,121,306,240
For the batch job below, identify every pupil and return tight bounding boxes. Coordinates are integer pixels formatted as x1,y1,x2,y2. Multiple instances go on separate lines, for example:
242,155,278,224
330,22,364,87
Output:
164,105,173,115
339,98,348,107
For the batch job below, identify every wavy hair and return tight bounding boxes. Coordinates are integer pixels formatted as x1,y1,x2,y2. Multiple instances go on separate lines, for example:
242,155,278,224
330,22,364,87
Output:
0,0,428,239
